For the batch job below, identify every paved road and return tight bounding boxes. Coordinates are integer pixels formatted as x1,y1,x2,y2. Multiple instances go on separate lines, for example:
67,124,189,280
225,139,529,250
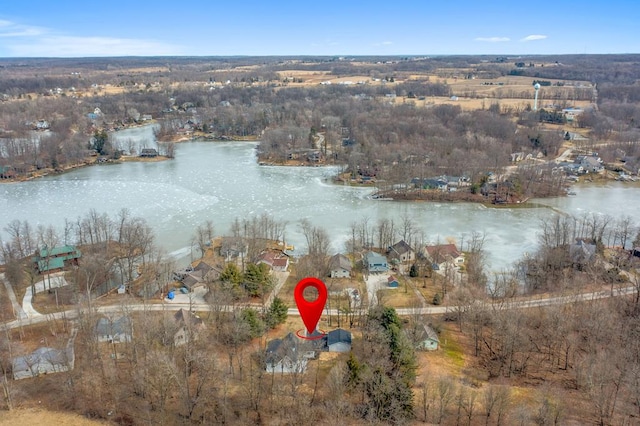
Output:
3,284,637,331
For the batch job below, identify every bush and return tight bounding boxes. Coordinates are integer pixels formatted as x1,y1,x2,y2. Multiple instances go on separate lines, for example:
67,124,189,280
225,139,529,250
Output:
433,293,443,305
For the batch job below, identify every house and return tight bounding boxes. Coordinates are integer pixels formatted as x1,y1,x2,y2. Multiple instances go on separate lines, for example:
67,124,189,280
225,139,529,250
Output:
425,244,464,271
328,253,352,278
141,114,153,121
265,332,314,374
412,177,447,191
388,275,399,288
576,155,604,173
140,148,158,158
562,107,584,122
364,251,389,273
416,325,440,351
33,245,81,274
35,119,50,130
307,151,323,163
256,250,289,272
12,346,74,380
173,308,206,346
570,239,597,265
441,175,471,190
95,316,133,343
326,329,352,352
180,260,221,291
388,240,415,263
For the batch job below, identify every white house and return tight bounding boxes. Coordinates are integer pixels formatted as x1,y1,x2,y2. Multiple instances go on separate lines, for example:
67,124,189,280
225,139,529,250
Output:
328,254,352,278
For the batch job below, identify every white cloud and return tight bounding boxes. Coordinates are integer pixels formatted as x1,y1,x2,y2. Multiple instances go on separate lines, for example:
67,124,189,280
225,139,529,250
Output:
0,19,183,57
0,20,46,37
474,37,510,42
8,36,184,57
521,34,547,42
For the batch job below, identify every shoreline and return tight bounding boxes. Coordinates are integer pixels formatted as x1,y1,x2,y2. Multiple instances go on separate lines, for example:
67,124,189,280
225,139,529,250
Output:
3,136,635,209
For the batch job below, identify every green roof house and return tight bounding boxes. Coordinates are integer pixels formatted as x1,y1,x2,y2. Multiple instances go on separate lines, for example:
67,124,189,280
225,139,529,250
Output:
33,245,82,274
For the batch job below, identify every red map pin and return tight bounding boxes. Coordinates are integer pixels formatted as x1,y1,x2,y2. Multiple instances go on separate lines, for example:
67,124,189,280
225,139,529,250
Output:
294,277,327,336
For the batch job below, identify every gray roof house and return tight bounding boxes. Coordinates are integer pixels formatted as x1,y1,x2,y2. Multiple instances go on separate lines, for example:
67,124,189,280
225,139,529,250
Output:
12,346,74,380
569,239,597,265
365,251,389,273
265,332,315,374
328,254,352,278
388,240,415,263
95,316,133,343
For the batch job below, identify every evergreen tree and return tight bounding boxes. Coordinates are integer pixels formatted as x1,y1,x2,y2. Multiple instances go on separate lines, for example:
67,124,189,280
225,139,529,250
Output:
264,297,288,328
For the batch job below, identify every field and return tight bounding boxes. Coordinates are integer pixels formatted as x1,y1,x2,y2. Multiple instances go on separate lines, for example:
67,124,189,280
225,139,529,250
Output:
276,68,593,113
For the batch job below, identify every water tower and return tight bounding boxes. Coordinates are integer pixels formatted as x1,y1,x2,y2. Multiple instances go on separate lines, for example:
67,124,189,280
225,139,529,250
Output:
533,83,541,111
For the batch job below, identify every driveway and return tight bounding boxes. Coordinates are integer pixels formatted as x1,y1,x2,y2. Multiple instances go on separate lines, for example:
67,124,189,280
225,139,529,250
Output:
364,272,391,306
22,272,69,318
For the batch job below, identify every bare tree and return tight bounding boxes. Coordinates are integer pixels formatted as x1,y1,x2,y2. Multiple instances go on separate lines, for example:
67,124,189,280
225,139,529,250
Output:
192,220,215,259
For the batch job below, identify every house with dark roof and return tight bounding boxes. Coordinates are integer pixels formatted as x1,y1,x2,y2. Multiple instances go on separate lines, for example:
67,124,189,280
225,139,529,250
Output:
364,251,389,273
95,316,133,343
388,240,415,263
179,260,221,291
140,148,158,157
33,245,81,274
328,253,352,278
265,332,315,373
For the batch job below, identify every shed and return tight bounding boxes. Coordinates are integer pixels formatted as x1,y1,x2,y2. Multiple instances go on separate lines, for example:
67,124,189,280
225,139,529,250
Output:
387,275,399,288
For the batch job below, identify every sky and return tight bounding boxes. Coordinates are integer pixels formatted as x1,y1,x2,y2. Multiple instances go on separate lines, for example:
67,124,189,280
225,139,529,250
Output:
0,1,638,57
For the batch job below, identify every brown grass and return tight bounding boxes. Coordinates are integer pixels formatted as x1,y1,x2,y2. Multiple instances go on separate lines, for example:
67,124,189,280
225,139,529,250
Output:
0,409,110,426
377,282,421,308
